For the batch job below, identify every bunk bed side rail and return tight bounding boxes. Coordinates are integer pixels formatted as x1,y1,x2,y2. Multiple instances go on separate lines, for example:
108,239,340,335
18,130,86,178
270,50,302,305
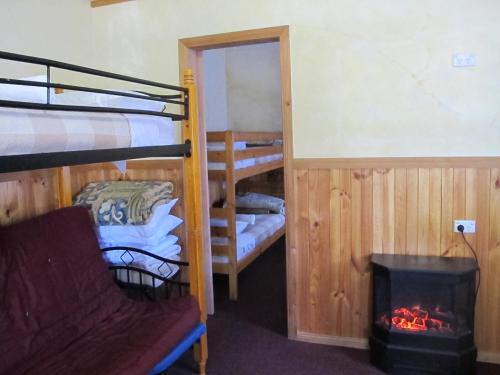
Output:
0,50,188,120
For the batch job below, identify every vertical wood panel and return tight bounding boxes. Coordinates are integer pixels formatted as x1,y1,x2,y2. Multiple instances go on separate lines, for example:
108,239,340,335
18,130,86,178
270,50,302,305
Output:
330,169,342,334
295,169,310,331
428,168,442,253
339,169,352,337
394,169,407,253
417,168,430,255
294,162,500,357
441,168,454,256
453,168,467,257
406,168,419,254
488,169,500,350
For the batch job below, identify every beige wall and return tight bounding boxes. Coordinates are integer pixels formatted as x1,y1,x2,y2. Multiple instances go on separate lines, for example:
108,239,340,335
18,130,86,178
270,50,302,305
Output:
89,0,500,158
2,0,499,156
203,49,229,132
203,43,282,132
226,42,282,132
0,0,94,82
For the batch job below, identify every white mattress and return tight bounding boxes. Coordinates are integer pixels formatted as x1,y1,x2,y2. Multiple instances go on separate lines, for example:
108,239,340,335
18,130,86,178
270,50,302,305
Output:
208,153,283,171
212,213,285,264
0,107,176,155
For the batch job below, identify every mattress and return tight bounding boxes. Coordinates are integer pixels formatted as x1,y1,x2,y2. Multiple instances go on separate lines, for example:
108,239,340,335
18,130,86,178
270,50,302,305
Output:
0,107,176,155
207,153,283,171
212,213,285,264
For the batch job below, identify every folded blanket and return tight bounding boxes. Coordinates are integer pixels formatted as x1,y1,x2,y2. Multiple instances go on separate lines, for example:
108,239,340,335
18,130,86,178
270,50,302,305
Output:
236,192,285,215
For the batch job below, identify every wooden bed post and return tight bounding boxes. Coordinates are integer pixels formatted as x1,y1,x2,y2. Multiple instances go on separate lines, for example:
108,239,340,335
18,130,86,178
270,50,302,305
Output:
57,166,72,208
182,68,208,375
225,131,238,301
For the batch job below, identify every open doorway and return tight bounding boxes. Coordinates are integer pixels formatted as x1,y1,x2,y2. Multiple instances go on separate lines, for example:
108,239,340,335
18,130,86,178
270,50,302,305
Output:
178,26,294,337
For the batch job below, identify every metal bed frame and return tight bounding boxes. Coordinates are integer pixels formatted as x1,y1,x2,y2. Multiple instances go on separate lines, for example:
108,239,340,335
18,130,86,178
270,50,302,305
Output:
0,50,191,173
102,246,191,300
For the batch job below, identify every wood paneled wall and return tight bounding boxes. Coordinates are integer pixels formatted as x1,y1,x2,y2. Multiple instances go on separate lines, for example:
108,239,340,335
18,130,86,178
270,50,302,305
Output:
0,160,186,244
291,160,500,359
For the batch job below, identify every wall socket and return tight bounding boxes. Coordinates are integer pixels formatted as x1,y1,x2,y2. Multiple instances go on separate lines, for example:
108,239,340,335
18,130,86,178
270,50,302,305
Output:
454,220,476,233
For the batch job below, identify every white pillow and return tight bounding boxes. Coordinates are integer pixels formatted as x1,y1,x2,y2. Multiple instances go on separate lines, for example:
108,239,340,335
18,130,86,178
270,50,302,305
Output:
53,89,165,112
97,214,183,246
99,234,179,250
210,218,249,234
0,75,54,103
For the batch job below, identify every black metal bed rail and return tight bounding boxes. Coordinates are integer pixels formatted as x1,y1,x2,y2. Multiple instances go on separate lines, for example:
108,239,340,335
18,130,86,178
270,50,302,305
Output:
102,246,190,300
0,142,191,173
0,50,188,120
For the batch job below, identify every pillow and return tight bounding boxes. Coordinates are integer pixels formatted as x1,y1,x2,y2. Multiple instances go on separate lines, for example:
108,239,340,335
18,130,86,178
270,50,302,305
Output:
210,218,249,234
97,214,183,246
235,192,285,215
53,89,165,112
99,234,179,250
0,75,55,104
236,214,256,225
73,181,176,225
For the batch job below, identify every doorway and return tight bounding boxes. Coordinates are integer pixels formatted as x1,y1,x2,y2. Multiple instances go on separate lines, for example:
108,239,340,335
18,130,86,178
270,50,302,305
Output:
178,26,295,337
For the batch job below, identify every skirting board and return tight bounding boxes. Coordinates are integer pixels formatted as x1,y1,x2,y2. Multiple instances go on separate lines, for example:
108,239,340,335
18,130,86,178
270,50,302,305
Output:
296,331,368,350
296,331,500,365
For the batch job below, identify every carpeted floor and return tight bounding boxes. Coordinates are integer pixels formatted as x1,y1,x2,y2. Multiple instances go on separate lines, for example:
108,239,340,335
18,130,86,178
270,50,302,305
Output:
167,237,499,375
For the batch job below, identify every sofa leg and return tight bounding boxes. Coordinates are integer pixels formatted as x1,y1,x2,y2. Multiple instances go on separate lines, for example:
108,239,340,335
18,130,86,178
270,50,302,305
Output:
194,333,208,375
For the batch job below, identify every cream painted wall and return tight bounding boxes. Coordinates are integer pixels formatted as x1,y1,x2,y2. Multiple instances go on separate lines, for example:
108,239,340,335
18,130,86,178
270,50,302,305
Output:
0,0,94,82
88,0,500,157
225,42,282,132
203,43,282,132
2,0,499,157
203,49,229,132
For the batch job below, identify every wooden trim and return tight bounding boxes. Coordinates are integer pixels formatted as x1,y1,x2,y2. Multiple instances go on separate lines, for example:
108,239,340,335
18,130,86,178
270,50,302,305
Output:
477,352,500,365
207,151,226,163
179,26,288,50
235,145,283,160
293,157,500,169
235,159,283,182
91,0,133,7
181,69,208,371
210,226,228,237
209,207,228,219
232,131,283,142
296,331,369,350
178,24,294,328
179,39,215,316
56,167,72,208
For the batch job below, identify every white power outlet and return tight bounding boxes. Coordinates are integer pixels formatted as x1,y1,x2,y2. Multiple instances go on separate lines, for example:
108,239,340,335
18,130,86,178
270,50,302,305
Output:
453,53,476,67
454,220,476,233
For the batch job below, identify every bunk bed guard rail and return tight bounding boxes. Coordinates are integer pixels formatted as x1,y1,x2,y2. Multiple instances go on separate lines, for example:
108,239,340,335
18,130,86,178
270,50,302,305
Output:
0,50,192,173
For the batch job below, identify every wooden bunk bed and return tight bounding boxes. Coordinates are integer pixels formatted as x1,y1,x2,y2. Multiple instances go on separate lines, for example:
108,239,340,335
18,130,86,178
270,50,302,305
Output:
207,131,285,300
0,51,207,374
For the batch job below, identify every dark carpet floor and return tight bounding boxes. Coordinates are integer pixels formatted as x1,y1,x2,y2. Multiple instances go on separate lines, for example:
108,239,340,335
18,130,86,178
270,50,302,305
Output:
167,237,499,375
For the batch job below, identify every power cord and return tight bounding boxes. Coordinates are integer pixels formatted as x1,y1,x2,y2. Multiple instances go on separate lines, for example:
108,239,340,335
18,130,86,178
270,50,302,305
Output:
457,224,481,301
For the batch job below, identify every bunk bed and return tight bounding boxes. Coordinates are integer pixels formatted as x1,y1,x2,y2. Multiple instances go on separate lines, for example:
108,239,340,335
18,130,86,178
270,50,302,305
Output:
0,51,207,374
206,131,285,300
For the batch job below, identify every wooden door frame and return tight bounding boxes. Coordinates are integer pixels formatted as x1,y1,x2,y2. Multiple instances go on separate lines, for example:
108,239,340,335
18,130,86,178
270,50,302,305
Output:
179,25,297,337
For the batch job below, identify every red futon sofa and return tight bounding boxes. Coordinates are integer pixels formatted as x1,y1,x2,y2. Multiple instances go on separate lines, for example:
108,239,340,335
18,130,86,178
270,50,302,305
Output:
0,207,201,375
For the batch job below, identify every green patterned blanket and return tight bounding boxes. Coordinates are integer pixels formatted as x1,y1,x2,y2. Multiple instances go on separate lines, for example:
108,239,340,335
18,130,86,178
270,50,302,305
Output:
74,181,175,225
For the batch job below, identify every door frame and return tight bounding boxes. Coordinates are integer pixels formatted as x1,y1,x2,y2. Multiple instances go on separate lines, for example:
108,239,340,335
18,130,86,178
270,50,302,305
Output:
179,25,296,337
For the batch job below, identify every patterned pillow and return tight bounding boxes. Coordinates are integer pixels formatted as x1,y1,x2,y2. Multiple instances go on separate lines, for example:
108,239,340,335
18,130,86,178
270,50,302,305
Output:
74,181,175,225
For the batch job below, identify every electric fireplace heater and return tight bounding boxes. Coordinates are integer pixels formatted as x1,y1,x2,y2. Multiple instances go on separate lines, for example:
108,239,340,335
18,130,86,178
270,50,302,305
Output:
370,254,478,374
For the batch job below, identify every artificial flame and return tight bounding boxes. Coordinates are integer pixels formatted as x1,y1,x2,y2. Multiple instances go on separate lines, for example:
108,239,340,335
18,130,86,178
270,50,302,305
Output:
379,305,454,333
